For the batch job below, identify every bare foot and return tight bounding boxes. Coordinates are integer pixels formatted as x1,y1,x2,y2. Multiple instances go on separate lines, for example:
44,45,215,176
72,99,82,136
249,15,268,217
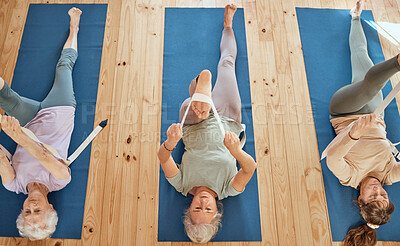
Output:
68,7,82,32
350,0,365,18
224,4,237,28
192,70,212,120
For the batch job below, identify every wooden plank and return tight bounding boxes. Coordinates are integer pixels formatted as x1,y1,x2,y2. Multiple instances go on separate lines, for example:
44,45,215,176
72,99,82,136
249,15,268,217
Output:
281,0,332,245
243,0,279,245
268,0,328,245
0,0,16,57
319,0,335,8
134,0,164,245
80,0,122,245
0,0,28,83
99,0,141,243
259,1,297,245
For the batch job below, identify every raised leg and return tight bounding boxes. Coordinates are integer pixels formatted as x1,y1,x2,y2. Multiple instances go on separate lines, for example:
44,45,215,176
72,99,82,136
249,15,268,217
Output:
349,16,373,84
211,4,241,123
330,55,400,116
40,8,81,109
329,1,400,117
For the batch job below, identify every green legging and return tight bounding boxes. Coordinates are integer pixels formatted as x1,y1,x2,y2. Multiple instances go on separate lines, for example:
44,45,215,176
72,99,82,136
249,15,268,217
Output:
0,48,77,126
329,17,400,118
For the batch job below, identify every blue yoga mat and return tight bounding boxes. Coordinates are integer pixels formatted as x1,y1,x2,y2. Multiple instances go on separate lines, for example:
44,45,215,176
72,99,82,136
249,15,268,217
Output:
158,8,261,242
296,8,400,241
0,4,107,239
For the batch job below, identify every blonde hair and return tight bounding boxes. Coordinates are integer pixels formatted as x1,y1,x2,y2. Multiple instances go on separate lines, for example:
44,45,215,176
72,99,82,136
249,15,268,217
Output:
16,209,58,240
183,202,223,243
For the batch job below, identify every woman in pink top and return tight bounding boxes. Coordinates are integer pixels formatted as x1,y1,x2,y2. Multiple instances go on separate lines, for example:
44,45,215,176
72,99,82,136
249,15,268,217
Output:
0,7,82,240
326,1,400,245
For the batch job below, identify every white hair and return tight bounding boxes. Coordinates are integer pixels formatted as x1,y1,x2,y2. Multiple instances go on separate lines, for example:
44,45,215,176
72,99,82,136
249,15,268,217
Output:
183,204,223,243
16,209,58,240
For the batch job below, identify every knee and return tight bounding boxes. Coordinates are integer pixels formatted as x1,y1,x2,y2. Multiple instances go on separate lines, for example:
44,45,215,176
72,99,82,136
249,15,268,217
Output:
219,55,235,68
57,57,75,71
57,49,78,71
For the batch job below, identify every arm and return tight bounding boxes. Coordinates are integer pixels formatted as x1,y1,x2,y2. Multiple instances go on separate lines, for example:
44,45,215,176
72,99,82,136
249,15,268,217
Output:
1,116,70,180
224,131,257,192
326,114,377,180
157,123,182,178
0,150,15,185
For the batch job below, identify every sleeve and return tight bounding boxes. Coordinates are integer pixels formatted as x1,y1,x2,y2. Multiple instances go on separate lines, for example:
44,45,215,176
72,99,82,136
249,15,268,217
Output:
388,158,400,183
49,167,72,191
222,178,243,199
3,178,18,193
326,157,353,185
166,169,184,193
325,129,356,184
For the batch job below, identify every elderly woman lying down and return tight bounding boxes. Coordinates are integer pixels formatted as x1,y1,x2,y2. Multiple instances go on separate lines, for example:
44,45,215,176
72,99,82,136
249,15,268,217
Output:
0,7,82,240
157,4,257,243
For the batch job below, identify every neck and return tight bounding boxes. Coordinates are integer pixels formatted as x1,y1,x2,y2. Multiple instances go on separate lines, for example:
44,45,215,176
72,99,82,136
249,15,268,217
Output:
27,182,49,196
196,186,218,198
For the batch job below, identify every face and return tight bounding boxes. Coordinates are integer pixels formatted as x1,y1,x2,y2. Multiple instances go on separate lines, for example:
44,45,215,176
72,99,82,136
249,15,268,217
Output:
22,191,53,227
189,191,218,224
359,177,389,207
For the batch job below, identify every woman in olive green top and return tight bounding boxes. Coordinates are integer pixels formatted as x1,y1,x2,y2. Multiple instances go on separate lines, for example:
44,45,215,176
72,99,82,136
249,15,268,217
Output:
157,4,257,244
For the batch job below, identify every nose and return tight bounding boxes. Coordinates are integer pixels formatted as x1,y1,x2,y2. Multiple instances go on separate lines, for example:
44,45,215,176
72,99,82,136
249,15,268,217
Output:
27,202,38,208
200,197,209,204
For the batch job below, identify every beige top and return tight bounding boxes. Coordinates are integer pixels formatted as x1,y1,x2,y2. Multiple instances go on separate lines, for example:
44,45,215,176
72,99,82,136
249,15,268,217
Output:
326,115,400,189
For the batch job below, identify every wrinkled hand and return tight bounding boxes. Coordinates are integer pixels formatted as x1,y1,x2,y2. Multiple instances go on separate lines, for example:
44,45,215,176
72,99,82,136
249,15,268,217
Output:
1,116,24,142
166,123,183,147
349,113,379,139
224,131,241,155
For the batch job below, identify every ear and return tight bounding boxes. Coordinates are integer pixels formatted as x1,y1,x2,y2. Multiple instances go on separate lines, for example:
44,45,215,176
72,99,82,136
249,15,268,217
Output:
357,196,362,207
49,204,54,210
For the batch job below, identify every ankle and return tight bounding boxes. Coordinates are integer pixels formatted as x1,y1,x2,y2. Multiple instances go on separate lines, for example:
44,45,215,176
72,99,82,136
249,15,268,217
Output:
224,23,232,28
70,26,79,34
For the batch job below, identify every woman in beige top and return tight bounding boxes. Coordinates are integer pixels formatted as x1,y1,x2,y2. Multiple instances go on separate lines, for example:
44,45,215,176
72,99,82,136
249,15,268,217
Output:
326,1,400,245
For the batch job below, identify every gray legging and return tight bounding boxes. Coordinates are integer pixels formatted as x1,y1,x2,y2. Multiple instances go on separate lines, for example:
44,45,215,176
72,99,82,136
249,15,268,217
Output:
179,27,242,125
330,17,400,117
0,48,77,126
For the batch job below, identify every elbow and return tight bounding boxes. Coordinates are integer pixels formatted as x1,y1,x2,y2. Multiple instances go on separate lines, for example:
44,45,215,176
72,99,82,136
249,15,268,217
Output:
157,147,163,161
244,161,257,175
252,162,257,171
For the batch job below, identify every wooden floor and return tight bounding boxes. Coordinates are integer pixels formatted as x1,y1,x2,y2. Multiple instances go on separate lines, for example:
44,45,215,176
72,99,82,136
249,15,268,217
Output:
1,0,400,245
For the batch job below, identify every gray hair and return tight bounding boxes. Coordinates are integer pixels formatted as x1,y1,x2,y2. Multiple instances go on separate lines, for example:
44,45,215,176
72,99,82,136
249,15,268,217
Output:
16,209,58,240
183,201,223,243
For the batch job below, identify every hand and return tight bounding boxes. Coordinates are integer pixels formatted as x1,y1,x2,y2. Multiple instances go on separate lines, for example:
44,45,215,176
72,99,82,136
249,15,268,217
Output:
349,113,377,139
0,148,8,163
224,131,241,155
166,123,183,147
1,116,24,142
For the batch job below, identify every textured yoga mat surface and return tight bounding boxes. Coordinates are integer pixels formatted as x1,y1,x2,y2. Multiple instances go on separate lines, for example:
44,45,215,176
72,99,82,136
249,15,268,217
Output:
0,4,107,239
296,8,400,241
158,8,261,242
